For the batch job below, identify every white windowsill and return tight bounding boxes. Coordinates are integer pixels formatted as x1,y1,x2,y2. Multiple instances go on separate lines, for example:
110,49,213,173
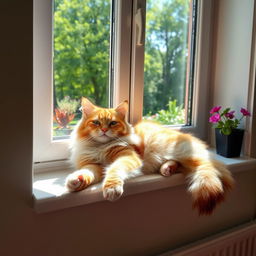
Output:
33,151,256,213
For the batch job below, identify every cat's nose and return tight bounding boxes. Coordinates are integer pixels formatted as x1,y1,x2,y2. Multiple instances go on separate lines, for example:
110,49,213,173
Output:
101,127,108,133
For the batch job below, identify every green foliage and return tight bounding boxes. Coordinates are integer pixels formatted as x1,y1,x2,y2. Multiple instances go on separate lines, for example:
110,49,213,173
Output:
216,108,232,135
54,0,110,107
215,116,239,136
143,0,190,116
57,96,80,114
144,100,185,125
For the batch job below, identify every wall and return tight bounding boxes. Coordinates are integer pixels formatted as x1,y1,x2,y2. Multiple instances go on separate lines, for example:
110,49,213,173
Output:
0,0,255,256
212,0,254,127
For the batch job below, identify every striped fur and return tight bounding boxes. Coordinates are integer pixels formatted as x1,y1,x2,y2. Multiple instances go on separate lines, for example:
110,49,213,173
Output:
66,98,234,215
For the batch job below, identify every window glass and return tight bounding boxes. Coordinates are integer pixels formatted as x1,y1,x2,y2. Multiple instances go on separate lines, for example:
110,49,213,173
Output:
53,0,111,139
143,0,194,125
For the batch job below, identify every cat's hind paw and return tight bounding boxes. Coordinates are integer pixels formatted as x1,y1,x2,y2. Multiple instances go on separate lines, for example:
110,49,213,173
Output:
160,160,179,177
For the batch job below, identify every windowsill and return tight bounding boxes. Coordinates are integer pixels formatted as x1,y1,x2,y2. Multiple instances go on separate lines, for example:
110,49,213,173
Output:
33,151,256,213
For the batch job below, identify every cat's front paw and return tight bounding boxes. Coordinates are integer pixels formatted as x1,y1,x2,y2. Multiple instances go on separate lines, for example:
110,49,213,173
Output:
65,173,84,192
103,180,124,201
65,169,93,192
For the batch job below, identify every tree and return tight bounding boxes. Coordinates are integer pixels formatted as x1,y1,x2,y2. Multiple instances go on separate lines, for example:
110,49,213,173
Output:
144,0,190,115
54,0,110,107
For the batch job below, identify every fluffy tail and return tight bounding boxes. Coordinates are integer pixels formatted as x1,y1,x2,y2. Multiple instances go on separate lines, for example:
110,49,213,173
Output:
182,158,234,215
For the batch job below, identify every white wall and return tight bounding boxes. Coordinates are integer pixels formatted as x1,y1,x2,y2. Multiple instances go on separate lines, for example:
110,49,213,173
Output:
212,0,254,126
0,1,255,255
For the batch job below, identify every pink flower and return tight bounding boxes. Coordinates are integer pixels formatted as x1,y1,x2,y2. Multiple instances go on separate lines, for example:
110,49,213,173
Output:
209,113,221,123
240,108,251,116
225,111,235,119
210,106,221,114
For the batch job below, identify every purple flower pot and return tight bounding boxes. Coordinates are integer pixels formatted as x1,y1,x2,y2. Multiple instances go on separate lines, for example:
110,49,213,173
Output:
215,128,244,158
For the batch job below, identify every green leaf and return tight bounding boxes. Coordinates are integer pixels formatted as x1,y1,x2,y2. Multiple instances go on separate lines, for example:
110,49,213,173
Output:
222,108,231,115
221,127,232,135
216,123,223,129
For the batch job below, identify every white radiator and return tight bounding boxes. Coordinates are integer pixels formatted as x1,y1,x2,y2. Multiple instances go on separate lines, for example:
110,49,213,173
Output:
161,222,256,256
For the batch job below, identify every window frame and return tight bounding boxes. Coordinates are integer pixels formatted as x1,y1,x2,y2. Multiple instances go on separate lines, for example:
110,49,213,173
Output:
183,0,215,139
34,0,70,162
33,0,215,163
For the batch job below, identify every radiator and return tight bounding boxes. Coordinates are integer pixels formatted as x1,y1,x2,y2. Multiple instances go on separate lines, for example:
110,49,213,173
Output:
161,222,256,256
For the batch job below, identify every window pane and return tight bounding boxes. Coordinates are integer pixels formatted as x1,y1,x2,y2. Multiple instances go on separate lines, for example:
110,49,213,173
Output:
53,0,112,139
143,0,194,125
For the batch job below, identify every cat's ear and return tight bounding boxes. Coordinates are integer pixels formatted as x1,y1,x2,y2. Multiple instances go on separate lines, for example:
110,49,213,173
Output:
81,97,97,117
115,100,128,119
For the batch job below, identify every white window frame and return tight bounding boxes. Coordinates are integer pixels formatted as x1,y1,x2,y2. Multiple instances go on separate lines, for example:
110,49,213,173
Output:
33,0,214,163
34,0,66,162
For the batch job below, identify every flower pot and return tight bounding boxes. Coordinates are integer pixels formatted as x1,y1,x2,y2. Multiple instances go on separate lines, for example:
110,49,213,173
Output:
215,128,244,158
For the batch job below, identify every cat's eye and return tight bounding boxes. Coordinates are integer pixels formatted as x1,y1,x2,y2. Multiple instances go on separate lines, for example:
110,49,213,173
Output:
109,121,118,126
92,120,101,126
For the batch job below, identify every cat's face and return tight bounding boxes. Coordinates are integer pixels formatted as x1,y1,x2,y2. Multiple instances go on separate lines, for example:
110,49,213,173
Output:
77,98,130,143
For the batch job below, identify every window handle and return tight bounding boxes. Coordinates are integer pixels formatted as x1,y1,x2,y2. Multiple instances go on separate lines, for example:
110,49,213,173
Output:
135,8,144,46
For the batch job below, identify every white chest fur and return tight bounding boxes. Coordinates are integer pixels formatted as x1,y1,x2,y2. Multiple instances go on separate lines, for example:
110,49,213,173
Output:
70,133,141,167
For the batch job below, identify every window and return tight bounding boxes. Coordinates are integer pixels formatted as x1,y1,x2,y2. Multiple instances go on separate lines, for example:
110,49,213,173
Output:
34,0,213,163
143,0,194,125
53,0,112,139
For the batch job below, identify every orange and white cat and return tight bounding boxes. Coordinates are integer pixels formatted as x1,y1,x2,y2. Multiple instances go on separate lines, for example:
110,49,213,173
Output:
66,98,234,215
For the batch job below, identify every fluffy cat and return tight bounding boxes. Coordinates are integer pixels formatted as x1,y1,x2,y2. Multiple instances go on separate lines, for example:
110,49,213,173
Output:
66,97,234,215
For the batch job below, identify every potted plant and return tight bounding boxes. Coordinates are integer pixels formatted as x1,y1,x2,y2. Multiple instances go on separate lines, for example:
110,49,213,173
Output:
53,96,80,136
209,106,251,157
